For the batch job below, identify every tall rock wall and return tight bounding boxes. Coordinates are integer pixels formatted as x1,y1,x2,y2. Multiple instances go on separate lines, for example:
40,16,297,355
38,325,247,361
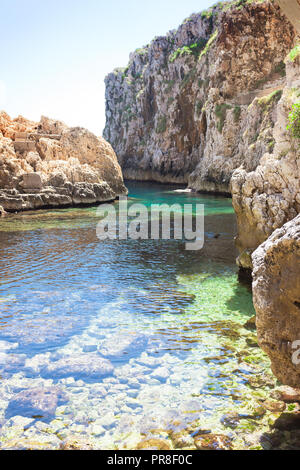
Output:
231,47,300,270
252,214,300,387
104,0,295,192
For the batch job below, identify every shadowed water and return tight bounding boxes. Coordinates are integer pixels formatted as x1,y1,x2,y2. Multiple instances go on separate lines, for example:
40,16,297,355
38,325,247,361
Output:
0,182,273,450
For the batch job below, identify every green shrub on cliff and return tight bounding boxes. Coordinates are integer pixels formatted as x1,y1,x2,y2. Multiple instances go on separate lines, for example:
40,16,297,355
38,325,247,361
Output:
215,103,232,132
288,45,300,63
169,39,208,63
156,115,167,134
233,106,241,122
199,30,218,60
196,101,203,116
273,61,286,77
258,89,283,110
287,103,300,140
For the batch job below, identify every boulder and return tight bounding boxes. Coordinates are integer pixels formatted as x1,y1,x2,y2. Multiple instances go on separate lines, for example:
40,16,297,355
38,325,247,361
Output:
6,386,66,419
252,214,300,387
0,112,127,212
98,333,148,360
20,173,43,190
46,353,114,379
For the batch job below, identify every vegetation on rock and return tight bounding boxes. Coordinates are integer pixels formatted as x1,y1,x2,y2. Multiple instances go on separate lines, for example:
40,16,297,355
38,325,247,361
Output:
287,102,300,140
215,103,232,132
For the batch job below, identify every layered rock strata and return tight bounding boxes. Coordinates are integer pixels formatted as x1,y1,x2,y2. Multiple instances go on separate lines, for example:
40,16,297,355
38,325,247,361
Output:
0,113,127,212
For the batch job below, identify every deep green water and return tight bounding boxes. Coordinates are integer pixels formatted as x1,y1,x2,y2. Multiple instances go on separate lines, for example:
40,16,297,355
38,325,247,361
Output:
0,181,275,450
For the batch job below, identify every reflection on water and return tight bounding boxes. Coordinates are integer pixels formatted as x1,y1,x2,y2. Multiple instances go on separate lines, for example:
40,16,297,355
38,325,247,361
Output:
0,182,273,450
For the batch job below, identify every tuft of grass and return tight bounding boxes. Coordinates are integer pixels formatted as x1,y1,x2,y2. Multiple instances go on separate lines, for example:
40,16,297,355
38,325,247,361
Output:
258,89,283,108
287,102,300,140
169,38,208,63
215,103,232,132
199,30,218,60
196,101,203,116
233,106,241,122
135,47,148,56
273,61,286,77
288,44,300,63
156,115,167,134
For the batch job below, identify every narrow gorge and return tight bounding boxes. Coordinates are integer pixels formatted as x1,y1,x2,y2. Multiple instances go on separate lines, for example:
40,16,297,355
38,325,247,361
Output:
0,0,300,452
105,0,300,391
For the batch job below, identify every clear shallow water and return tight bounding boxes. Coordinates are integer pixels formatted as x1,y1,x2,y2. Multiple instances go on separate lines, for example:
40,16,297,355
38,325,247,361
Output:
0,182,273,450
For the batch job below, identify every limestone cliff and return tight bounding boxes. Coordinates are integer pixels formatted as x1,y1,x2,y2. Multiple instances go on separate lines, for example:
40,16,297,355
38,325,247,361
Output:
0,113,127,212
231,51,300,270
252,214,300,387
104,0,295,191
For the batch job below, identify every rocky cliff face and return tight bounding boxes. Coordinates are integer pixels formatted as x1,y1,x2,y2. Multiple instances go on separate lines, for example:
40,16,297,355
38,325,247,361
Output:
252,214,300,387
0,113,127,212
232,47,300,271
104,0,295,191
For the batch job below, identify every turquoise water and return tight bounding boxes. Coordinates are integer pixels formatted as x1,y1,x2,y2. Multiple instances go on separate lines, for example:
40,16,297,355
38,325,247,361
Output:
0,182,273,450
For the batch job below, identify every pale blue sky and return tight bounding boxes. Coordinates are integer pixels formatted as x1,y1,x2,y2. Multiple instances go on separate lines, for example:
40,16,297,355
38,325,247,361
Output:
1,0,217,135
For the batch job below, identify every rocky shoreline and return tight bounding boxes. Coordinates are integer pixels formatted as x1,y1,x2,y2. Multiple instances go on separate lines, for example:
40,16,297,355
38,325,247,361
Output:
0,113,127,214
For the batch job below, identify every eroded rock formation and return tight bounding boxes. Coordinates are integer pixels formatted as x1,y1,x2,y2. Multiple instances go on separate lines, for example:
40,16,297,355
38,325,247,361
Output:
0,112,127,212
231,50,300,270
104,0,295,191
252,215,300,387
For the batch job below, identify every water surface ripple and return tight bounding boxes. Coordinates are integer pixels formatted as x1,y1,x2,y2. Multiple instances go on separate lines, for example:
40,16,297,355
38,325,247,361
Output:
0,182,272,450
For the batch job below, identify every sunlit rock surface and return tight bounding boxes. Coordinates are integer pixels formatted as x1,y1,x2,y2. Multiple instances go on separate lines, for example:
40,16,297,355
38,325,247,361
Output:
0,112,127,212
231,49,300,270
104,1,295,193
252,214,300,387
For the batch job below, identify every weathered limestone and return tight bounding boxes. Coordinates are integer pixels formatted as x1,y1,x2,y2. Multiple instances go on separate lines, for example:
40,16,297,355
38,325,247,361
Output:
276,0,300,33
0,113,127,212
231,45,300,270
20,173,43,190
252,215,300,387
104,1,295,192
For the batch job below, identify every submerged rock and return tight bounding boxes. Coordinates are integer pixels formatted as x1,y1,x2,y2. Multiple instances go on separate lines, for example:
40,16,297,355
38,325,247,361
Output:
244,316,256,331
170,430,195,449
98,334,148,360
272,386,300,403
60,437,94,450
273,412,300,431
6,386,66,419
220,412,240,429
136,438,172,450
262,399,286,413
194,433,232,450
47,354,114,379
